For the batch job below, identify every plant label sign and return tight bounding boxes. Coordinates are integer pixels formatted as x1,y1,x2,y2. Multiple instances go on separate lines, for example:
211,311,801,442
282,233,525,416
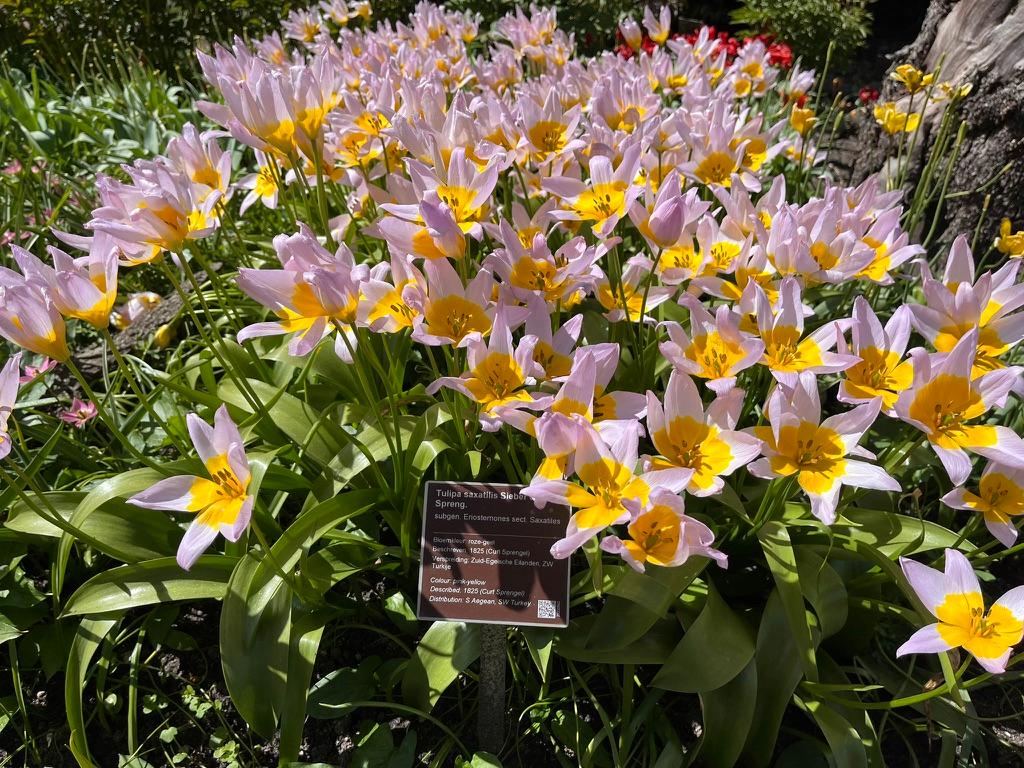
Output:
417,481,570,627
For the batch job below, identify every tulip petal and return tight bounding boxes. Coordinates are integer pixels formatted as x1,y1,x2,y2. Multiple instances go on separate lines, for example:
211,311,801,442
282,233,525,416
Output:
177,520,220,571
128,476,201,512
899,556,947,616
943,548,982,599
895,624,954,657
841,459,901,492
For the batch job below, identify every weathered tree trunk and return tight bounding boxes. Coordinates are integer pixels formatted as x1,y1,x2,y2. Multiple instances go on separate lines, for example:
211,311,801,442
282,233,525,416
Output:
846,0,1024,253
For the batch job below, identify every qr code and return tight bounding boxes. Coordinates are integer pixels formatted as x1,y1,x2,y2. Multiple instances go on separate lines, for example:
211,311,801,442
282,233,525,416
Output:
537,600,559,619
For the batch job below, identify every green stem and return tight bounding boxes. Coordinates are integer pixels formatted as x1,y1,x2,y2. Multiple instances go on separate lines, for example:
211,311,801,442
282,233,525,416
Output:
64,358,159,468
159,258,263,412
101,328,187,454
8,640,40,766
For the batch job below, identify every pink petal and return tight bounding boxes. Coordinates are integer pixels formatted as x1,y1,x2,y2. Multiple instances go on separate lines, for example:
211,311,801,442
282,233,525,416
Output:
128,476,199,512
177,520,219,571
943,548,982,599
896,624,953,657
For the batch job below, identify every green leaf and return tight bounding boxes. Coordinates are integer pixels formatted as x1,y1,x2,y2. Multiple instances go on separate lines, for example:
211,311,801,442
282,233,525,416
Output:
652,583,754,693
652,744,683,768
814,652,883,765
279,609,329,764
0,428,61,514
220,553,291,739
740,590,805,767
696,658,757,768
61,556,236,616
773,741,829,767
219,378,343,465
794,549,848,639
222,490,377,738
55,464,190,595
794,695,868,768
464,753,502,768
554,615,680,664
301,540,371,594
758,521,818,682
308,657,383,719
388,732,417,768
402,621,481,712
521,627,554,684
66,616,122,768
351,722,394,768
5,492,84,537
586,560,707,651
0,617,22,644
829,508,969,556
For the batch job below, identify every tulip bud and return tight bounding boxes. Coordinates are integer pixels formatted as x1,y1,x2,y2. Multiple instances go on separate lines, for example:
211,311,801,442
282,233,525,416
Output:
619,18,642,50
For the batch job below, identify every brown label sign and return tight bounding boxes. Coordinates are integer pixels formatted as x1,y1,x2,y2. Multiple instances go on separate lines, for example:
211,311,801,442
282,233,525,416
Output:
417,481,570,627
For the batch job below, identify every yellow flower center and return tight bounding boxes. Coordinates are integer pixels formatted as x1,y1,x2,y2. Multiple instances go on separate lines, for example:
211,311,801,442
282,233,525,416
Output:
354,111,390,137
435,185,482,225
761,326,822,372
756,422,846,494
694,152,737,186
510,257,559,296
966,473,1024,520
366,282,417,330
254,166,278,197
464,352,529,412
424,295,490,343
686,331,747,379
907,374,994,449
843,347,913,408
658,243,699,274
573,181,628,222
527,120,568,154
568,458,650,529
935,592,1024,660
188,453,250,528
809,241,839,270
650,417,733,489
623,504,680,565
532,341,572,378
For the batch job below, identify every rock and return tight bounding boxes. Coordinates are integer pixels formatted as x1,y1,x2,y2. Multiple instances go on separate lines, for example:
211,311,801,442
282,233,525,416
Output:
846,0,1024,253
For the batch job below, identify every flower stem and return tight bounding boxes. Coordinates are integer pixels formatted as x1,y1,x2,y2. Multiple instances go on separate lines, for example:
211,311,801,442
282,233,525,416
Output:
64,358,161,469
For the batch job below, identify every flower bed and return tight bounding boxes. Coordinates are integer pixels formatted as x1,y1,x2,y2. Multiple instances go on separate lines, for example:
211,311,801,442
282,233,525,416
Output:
1,2,1023,766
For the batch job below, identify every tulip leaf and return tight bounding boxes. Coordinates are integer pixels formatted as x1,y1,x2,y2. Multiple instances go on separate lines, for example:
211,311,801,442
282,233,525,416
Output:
66,615,123,768
221,490,377,737
308,657,383,718
402,621,481,712
279,608,329,764
830,508,969,556
651,582,754,693
61,556,236,616
521,627,554,684
5,491,85,538
794,548,848,639
759,521,818,682
0,427,61,514
586,559,707,651
554,614,681,665
696,657,758,768
741,590,805,767
55,467,168,594
221,552,292,738
219,378,344,465
794,695,868,768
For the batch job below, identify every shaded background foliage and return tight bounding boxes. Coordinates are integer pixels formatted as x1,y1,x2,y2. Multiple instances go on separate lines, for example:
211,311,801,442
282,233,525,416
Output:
1,0,881,75
1,0,304,76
